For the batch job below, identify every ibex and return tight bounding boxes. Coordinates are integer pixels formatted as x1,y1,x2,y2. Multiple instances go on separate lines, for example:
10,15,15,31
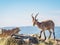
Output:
31,13,55,40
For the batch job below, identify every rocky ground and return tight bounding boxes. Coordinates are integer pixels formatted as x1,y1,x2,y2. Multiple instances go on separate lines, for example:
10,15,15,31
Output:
0,34,60,45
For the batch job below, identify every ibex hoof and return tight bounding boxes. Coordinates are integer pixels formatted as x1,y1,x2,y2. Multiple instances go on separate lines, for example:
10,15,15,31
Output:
39,36,41,39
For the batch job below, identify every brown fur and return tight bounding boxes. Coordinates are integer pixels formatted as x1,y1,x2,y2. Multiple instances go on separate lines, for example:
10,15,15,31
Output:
31,13,55,40
0,27,20,38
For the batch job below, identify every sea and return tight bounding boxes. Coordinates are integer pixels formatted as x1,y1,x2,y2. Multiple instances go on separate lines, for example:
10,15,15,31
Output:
1,26,60,39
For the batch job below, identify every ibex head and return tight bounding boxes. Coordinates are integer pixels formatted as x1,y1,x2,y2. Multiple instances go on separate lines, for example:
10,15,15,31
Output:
31,12,39,26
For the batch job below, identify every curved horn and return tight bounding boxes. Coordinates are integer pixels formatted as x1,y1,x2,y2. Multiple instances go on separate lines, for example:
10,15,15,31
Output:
31,13,34,19
31,13,33,16
35,12,39,19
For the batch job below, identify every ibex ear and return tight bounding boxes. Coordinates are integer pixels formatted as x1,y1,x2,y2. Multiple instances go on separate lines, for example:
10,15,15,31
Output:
35,12,39,19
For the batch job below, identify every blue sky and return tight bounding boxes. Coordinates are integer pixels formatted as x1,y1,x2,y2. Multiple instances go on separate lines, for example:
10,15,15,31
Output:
0,0,60,27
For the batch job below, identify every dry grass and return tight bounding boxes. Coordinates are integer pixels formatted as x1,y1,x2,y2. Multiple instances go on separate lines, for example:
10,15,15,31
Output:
0,36,18,45
0,36,60,45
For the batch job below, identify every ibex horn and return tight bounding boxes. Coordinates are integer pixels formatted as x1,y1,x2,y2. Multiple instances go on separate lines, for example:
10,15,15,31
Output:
35,12,39,19
31,13,34,18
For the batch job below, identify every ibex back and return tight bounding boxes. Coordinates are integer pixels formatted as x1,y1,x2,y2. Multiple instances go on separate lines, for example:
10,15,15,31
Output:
31,13,55,40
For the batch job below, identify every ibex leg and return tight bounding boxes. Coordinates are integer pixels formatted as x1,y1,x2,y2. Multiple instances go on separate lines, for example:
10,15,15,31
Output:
39,31,42,38
48,31,52,39
43,31,46,40
52,28,55,39
53,31,55,39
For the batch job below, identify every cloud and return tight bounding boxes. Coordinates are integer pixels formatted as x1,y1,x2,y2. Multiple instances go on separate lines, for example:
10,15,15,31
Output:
0,17,32,27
